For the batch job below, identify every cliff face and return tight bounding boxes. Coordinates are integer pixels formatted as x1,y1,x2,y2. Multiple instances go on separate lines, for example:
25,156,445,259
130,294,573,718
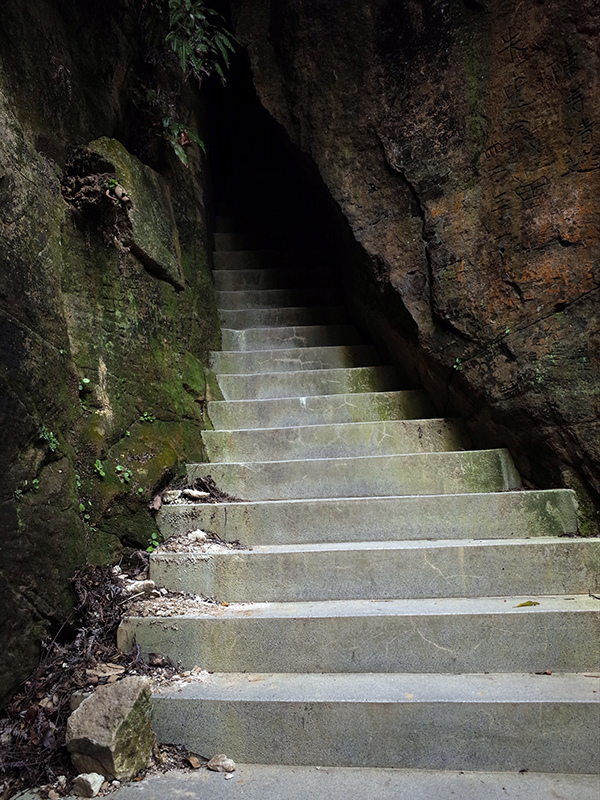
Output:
232,0,600,527
0,0,220,704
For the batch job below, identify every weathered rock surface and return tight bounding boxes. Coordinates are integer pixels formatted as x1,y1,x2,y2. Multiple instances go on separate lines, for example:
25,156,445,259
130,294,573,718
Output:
207,754,236,773
88,138,186,291
233,0,600,527
0,0,220,705
72,773,105,798
66,677,153,781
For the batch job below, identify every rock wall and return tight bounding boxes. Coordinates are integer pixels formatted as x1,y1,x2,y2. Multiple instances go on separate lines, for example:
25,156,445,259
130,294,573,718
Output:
232,0,600,528
0,0,220,703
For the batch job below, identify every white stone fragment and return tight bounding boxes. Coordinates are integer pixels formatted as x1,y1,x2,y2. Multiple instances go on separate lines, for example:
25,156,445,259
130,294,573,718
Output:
72,772,105,798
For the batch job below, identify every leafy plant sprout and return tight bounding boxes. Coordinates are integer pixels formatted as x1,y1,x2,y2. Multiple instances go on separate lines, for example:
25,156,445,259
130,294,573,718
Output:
116,465,132,484
39,426,59,452
139,1,237,165
146,0,237,86
147,530,161,553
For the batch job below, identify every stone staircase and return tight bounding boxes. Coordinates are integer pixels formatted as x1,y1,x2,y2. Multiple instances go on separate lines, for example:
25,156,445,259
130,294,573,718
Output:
119,213,600,790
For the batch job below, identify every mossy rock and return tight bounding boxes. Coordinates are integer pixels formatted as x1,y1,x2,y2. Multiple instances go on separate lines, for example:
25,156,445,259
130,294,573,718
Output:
88,138,185,291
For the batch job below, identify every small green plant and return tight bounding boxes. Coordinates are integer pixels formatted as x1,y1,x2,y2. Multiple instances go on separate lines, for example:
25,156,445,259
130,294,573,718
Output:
106,178,119,189
94,459,106,478
138,487,144,494
32,478,40,492
161,117,206,166
162,0,236,84
140,411,156,424
75,472,82,490
14,487,23,500
452,357,463,372
116,465,132,484
147,530,161,553
39,426,59,452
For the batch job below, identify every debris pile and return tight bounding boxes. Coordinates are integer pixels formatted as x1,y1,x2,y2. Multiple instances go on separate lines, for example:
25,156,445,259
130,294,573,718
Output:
149,475,243,513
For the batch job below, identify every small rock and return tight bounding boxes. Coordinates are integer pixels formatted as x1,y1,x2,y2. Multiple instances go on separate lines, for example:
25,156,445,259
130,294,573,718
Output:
86,664,125,680
148,494,162,512
148,653,169,667
71,691,92,712
182,489,210,501
225,773,235,780
187,529,207,543
67,677,153,781
72,773,105,798
123,580,155,596
0,729,13,746
48,790,60,800
161,490,182,504
207,754,236,773
111,566,122,576
111,780,121,788
188,755,202,769
57,776,67,789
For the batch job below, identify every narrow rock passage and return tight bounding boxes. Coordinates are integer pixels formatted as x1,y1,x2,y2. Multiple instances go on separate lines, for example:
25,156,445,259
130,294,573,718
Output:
119,208,600,790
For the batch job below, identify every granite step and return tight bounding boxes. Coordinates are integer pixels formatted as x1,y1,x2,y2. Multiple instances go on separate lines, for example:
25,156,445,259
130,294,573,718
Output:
104,763,600,800
215,288,338,310
213,249,323,271
216,365,400,401
201,419,469,462
118,594,600,675
207,390,434,429
156,490,579,546
187,449,521,501
210,345,380,375
214,268,331,292
214,231,302,251
219,305,348,329
221,324,363,351
150,671,600,773
150,537,600,603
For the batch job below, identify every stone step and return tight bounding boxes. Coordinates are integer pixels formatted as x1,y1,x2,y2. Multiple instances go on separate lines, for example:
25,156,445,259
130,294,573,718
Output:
214,268,329,292
187,449,520,500
219,305,348,329
216,366,400,401
119,595,600,675
150,537,600,603
216,288,338,310
101,763,600,800
221,324,363,351
214,231,301,251
150,672,600,773
215,214,258,232
201,419,469,462
157,489,578,546
211,345,380,375
207,390,434,429
213,249,323,271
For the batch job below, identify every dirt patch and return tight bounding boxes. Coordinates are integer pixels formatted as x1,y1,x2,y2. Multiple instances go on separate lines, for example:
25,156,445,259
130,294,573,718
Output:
149,475,243,513
60,147,133,248
157,528,248,554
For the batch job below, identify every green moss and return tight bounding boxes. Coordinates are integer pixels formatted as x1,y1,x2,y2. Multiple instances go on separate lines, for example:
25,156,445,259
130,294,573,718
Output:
560,467,599,537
